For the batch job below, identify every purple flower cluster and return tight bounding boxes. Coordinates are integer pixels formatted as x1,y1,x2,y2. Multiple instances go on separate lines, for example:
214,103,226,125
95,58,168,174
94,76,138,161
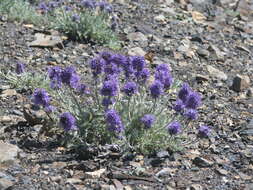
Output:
48,66,82,89
37,0,62,13
105,109,124,133
33,88,54,113
198,125,211,137
90,52,150,83
173,83,201,120
81,0,113,13
149,64,173,99
122,81,137,97
167,121,181,135
141,114,155,129
60,112,77,131
16,61,25,74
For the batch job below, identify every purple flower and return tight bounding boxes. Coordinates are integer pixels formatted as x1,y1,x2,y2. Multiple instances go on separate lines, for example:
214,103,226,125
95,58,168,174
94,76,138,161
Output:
102,97,114,107
130,56,146,72
44,105,55,113
48,1,58,8
136,68,150,83
150,80,164,98
173,99,185,112
72,13,80,22
155,65,173,89
16,62,25,74
156,64,170,73
33,88,51,107
81,0,96,9
48,66,62,89
105,109,124,133
104,62,121,76
61,66,80,89
184,109,198,120
98,1,113,13
64,6,72,11
178,83,191,103
77,84,89,95
122,58,134,79
110,54,127,67
198,125,211,137
100,52,113,62
141,114,155,128
185,91,201,109
60,112,77,131
38,2,50,12
122,81,138,96
89,57,105,76
167,121,181,135
101,80,118,97
163,75,173,89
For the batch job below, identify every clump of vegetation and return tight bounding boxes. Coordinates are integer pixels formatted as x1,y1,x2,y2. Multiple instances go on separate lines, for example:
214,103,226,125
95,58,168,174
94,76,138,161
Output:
2,53,211,154
0,0,120,49
0,0,44,25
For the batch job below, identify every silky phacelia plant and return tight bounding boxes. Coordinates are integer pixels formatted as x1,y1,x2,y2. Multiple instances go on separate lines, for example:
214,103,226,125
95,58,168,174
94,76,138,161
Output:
30,52,211,154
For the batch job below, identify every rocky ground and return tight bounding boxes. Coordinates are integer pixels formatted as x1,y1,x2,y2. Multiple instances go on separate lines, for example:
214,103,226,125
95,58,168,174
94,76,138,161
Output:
0,0,253,189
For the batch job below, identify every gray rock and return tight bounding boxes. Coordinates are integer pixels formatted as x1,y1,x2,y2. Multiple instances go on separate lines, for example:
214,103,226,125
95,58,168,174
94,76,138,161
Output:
208,45,225,61
127,32,148,46
156,150,169,158
28,33,63,48
193,157,214,167
0,141,21,163
247,88,253,97
190,184,203,190
196,74,209,82
196,48,209,57
0,178,13,190
231,74,251,92
128,47,146,57
154,15,166,22
207,65,227,81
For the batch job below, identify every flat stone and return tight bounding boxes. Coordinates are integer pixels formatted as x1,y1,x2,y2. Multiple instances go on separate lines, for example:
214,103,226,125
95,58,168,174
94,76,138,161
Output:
207,65,227,81
208,45,225,61
193,157,214,167
28,33,63,48
127,32,147,42
66,178,82,184
154,15,166,22
216,168,228,176
0,141,20,163
190,184,203,190
0,178,13,190
231,74,251,92
196,48,209,57
196,74,209,82
128,47,146,57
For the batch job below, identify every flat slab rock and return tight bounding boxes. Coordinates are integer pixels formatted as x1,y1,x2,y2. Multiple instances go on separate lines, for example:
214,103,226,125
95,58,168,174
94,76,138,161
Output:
0,141,20,163
28,33,63,48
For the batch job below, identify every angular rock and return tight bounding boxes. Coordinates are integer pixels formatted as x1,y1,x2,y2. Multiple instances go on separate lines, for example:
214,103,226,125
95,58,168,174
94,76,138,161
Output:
0,178,13,190
231,74,250,92
0,141,20,163
207,65,227,81
193,157,214,167
84,168,106,179
127,32,147,42
154,15,166,22
208,45,225,61
196,48,209,57
190,184,203,190
196,74,209,82
28,33,63,48
128,47,146,57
